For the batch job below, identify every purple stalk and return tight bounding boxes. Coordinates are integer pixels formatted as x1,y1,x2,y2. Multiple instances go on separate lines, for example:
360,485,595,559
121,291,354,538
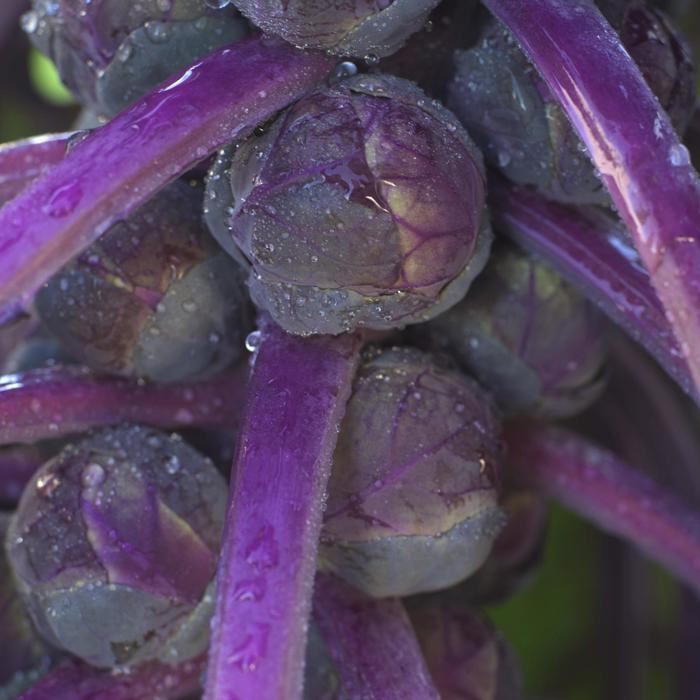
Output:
505,422,700,596
0,364,246,444
0,38,334,323
17,656,205,700
0,133,70,206
483,0,700,397
313,574,440,700
0,444,43,505
204,324,362,700
490,178,695,401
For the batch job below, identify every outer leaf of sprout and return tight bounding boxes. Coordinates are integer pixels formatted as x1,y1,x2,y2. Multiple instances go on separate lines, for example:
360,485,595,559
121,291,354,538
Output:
231,0,439,57
321,346,504,597
208,74,491,336
24,0,250,116
35,181,251,382
6,425,227,668
0,37,335,324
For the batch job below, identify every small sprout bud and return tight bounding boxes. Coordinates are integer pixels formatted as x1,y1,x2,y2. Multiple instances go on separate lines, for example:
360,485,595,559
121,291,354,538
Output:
5,425,228,669
207,75,491,336
36,181,251,382
407,596,522,700
320,347,504,598
25,0,250,116
425,242,607,419
230,0,439,58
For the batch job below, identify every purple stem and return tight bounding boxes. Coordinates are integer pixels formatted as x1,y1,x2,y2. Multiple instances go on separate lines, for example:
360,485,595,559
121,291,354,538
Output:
0,444,43,505
483,0,700,398
0,37,334,323
313,574,440,700
490,178,695,402
505,421,700,597
204,324,362,700
0,364,247,444
17,656,205,700
0,133,70,206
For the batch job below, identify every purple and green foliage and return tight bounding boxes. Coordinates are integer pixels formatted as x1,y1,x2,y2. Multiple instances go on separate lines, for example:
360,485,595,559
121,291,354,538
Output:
321,346,504,597
207,74,491,335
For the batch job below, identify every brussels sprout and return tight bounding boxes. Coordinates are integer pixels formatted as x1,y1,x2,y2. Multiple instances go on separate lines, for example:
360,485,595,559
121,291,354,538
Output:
0,513,51,698
407,596,522,700
425,242,607,419
448,1,696,205
230,0,438,58
23,0,249,116
5,425,227,669
36,180,251,382
206,74,491,336
320,346,504,598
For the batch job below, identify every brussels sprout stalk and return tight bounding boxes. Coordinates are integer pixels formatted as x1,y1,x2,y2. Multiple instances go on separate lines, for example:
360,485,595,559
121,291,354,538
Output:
490,178,695,403
0,38,334,323
205,323,361,700
505,422,700,596
483,0,700,400
17,656,205,700
313,573,440,700
0,133,71,206
0,364,247,445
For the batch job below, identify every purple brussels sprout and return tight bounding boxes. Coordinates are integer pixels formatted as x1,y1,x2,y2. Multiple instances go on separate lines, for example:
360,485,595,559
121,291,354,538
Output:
448,1,696,205
319,346,504,598
5,424,227,669
23,0,249,116
0,513,51,698
425,242,607,419
229,0,439,58
206,74,491,336
407,596,522,700
36,180,251,382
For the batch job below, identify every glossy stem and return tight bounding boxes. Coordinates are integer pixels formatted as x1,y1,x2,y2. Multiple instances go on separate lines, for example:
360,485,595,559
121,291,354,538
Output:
505,422,700,597
490,178,696,403
0,133,70,206
0,364,247,444
205,324,362,700
17,656,205,700
313,574,440,700
0,37,334,322
483,0,700,400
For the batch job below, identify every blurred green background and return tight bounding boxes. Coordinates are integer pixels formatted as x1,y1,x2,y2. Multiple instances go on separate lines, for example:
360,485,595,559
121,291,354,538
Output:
1,2,699,699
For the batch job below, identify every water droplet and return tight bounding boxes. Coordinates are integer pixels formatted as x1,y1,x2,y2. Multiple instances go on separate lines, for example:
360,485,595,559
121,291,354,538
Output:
669,143,690,167
334,61,358,80
245,330,262,352
205,0,231,7
166,456,181,474
82,463,106,488
43,182,83,218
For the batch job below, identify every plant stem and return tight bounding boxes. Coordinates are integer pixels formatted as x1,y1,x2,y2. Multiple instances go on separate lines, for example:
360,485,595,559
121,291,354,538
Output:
204,324,362,700
0,364,246,444
490,178,695,403
505,421,700,596
0,38,334,323
483,0,700,399
0,133,70,206
313,574,440,700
